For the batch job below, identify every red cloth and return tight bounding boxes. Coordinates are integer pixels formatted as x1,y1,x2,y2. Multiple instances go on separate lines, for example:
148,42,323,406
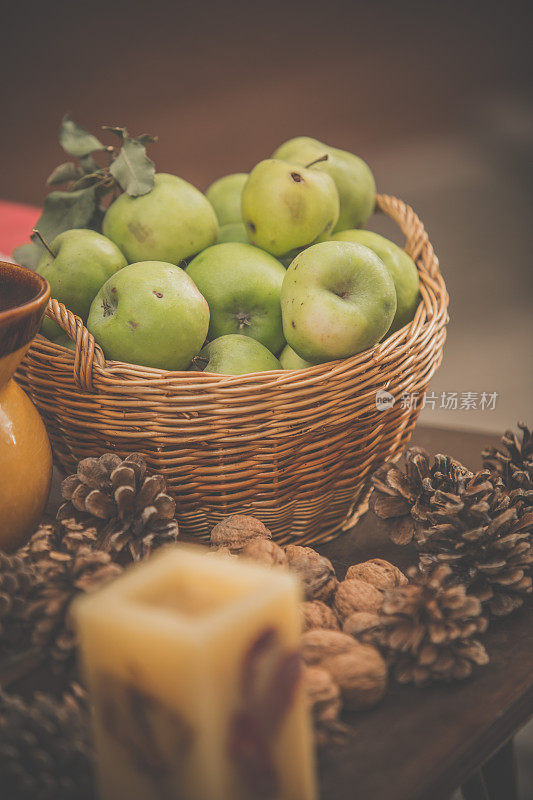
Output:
0,200,41,257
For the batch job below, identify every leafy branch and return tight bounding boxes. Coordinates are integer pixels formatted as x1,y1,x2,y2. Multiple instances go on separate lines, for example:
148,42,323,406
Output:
13,115,157,269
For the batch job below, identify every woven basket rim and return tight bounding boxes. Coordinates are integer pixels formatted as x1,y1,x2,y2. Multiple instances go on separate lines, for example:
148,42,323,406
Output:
29,193,449,392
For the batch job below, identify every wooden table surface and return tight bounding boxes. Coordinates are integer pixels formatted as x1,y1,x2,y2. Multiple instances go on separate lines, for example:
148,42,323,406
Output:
47,425,533,800
318,425,533,800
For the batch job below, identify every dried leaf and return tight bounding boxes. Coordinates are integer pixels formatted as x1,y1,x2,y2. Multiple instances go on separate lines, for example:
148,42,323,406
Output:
59,114,104,158
109,136,155,197
47,161,84,186
12,240,44,270
35,187,97,242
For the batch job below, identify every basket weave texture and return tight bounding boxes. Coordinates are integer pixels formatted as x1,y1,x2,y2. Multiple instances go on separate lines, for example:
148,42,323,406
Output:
15,195,448,545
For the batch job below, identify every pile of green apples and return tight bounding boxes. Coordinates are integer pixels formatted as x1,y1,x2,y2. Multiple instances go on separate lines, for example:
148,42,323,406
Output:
38,136,420,374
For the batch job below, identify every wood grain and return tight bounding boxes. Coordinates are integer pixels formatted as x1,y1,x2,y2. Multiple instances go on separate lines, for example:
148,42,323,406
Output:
318,426,533,800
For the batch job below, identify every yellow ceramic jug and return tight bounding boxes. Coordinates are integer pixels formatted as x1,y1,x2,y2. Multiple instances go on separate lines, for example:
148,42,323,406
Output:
0,261,52,551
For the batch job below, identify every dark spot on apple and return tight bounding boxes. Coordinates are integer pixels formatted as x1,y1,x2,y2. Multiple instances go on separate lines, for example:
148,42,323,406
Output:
102,298,114,317
291,321,296,328
110,286,117,293
290,172,303,183
127,221,151,242
324,220,333,232
128,320,139,330
153,291,163,298
247,221,256,234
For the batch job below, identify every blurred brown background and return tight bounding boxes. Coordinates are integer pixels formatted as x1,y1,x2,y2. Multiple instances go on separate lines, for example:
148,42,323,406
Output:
1,0,532,432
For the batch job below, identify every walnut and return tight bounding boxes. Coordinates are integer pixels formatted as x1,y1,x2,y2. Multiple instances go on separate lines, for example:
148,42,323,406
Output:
285,545,338,601
334,578,384,619
323,644,387,710
210,515,271,553
213,546,237,559
303,665,341,723
240,538,287,567
342,611,382,643
300,601,339,632
345,559,407,590
301,629,357,665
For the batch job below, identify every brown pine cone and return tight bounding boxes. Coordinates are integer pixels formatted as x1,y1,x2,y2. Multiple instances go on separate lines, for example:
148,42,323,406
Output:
285,545,338,602
21,518,99,563
376,565,489,686
0,553,36,660
0,682,93,800
370,449,473,544
58,453,179,562
482,422,533,503
27,546,121,673
417,469,533,617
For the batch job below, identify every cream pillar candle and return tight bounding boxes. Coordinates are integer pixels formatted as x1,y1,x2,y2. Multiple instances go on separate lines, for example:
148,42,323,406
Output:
74,545,317,800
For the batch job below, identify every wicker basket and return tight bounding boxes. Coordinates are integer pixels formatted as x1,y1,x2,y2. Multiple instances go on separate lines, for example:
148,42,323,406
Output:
15,194,448,545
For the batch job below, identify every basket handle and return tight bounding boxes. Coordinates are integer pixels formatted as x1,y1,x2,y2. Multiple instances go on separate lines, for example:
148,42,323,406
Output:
376,193,439,277
45,299,104,392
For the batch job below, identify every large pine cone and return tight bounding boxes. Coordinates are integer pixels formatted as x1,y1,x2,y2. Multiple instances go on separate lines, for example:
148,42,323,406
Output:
0,553,36,661
375,565,489,686
0,683,93,800
370,449,473,545
27,546,121,672
21,519,99,563
417,469,533,617
58,452,179,561
483,422,533,503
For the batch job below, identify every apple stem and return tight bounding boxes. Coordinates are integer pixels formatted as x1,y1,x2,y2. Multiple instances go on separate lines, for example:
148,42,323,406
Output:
305,154,329,169
31,229,55,258
191,355,209,370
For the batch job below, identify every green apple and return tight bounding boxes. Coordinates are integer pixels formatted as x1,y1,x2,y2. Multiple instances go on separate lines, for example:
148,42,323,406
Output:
36,229,127,340
206,173,248,225
279,344,315,370
103,173,218,264
218,222,249,244
186,242,286,354
273,137,375,231
52,333,76,351
281,241,396,363
241,158,339,256
194,334,281,375
329,230,420,333
87,261,209,370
